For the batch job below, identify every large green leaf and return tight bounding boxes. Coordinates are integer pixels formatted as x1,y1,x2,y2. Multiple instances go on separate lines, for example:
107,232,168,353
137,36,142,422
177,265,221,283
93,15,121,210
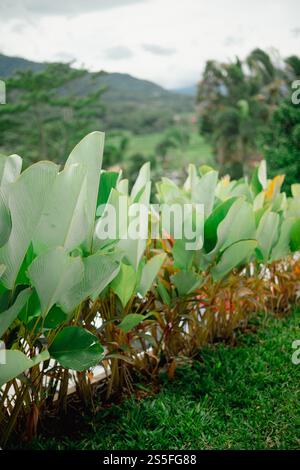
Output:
0,162,58,289
251,160,267,196
111,262,137,308
290,219,300,252
33,164,89,254
218,201,256,252
211,240,257,281
215,178,237,201
60,250,121,312
230,181,252,201
156,178,187,204
97,171,119,210
0,350,49,387
291,184,300,199
271,217,295,261
15,243,35,286
130,162,150,201
172,239,194,271
18,289,41,325
118,313,145,333
172,271,203,296
138,253,166,297
256,211,280,262
192,170,218,217
118,183,151,270
183,164,198,192
0,154,22,188
157,280,171,305
0,189,11,247
66,132,105,249
116,178,129,195
94,189,128,251
49,326,104,371
0,264,5,279
204,197,237,253
27,247,83,317
0,287,32,338
205,199,256,262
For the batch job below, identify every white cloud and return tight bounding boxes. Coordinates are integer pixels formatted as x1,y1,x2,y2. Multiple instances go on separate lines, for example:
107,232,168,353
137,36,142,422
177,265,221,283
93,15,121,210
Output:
142,44,176,56
105,46,134,60
0,0,299,88
0,0,146,19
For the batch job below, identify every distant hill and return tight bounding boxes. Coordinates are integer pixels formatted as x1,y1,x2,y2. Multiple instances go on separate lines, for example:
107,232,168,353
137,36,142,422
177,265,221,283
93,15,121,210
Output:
171,85,197,96
0,53,194,133
0,54,45,77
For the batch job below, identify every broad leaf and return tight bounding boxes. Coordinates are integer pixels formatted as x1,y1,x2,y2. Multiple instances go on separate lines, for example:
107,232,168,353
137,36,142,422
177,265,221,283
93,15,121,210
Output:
290,219,300,252
192,170,218,217
65,132,105,250
0,350,49,387
111,263,137,308
49,326,104,371
130,162,150,201
118,183,151,270
172,239,194,271
97,171,119,209
0,154,22,188
0,288,32,338
138,253,166,297
60,250,121,312
33,163,89,254
0,162,58,289
256,211,280,262
118,313,145,333
27,247,83,317
271,218,295,261
205,199,256,261
172,271,203,296
0,264,5,279
291,184,300,199
251,160,267,196
211,240,257,281
204,197,237,253
0,190,11,247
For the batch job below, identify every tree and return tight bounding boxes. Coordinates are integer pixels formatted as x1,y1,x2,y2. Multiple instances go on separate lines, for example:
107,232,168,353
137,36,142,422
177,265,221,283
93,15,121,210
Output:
197,49,294,178
0,63,105,165
261,98,300,194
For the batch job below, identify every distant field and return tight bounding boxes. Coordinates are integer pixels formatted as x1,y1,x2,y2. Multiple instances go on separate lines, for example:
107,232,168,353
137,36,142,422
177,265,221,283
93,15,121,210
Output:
106,125,214,174
129,128,213,165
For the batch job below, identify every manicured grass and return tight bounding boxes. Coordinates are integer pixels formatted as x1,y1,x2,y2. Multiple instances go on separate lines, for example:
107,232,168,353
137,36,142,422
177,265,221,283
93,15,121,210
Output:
26,311,300,450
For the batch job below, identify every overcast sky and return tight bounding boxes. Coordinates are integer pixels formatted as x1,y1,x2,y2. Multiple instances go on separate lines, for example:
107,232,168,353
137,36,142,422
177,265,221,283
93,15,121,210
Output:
0,0,299,88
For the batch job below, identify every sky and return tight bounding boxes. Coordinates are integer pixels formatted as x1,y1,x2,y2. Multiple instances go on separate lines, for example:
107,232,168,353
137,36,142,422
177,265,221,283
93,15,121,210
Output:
0,0,299,89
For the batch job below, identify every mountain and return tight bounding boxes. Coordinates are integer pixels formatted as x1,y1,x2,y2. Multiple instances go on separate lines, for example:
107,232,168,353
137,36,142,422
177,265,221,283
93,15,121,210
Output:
171,85,197,96
0,54,44,77
0,53,194,133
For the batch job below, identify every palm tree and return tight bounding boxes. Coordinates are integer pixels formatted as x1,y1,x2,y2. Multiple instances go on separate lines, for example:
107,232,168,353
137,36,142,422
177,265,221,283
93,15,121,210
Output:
197,49,290,178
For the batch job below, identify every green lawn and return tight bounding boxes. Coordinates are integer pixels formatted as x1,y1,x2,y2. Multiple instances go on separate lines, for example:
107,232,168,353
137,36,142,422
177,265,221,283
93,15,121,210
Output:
23,311,300,450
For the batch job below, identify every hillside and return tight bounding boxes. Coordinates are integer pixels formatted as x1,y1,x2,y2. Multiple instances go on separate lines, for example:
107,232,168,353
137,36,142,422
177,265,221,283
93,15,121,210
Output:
0,54,45,77
0,53,194,133
172,84,197,96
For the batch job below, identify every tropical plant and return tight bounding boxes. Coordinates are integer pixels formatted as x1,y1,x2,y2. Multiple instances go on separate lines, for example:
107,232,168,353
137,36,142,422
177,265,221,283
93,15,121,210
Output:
0,133,299,447
0,132,122,444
